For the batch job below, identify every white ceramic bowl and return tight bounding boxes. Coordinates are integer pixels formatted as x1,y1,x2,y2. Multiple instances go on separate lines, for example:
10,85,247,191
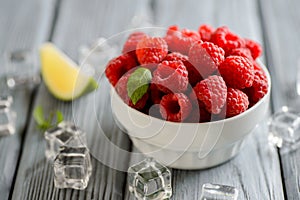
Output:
111,60,271,169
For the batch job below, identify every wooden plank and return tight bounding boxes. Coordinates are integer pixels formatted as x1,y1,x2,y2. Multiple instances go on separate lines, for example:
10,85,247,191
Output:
124,0,284,199
0,0,56,199
259,0,300,110
259,0,300,199
11,0,153,199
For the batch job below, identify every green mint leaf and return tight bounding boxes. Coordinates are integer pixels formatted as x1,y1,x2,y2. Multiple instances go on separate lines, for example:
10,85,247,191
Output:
33,106,46,127
56,110,64,124
47,111,54,124
33,105,65,131
127,67,152,105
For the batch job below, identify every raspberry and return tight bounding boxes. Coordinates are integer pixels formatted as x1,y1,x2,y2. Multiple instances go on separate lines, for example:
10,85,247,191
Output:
122,32,147,55
105,53,137,86
166,25,179,36
244,67,268,104
213,106,227,121
229,47,253,62
186,92,211,122
225,88,249,117
211,26,245,55
164,52,202,86
245,39,262,60
115,73,149,110
150,84,166,104
160,93,192,122
193,75,227,114
165,25,200,55
140,63,159,72
198,24,214,41
199,105,212,122
185,61,204,86
136,36,168,65
252,61,261,71
219,56,255,89
164,52,188,62
185,104,211,123
152,60,188,93
189,41,225,78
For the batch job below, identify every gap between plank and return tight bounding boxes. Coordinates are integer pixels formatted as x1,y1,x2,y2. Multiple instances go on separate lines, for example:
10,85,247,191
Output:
48,0,62,42
8,0,61,199
8,88,39,200
257,0,287,199
121,0,156,198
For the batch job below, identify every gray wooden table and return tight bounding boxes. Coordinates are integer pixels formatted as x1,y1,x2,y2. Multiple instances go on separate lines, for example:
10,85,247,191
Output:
0,0,299,199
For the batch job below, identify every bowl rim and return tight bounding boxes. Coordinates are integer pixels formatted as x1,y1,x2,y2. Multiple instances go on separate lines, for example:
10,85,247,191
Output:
111,59,271,125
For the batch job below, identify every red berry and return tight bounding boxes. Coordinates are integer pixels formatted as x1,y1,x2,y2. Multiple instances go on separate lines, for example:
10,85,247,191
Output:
164,52,202,86
165,25,200,55
229,47,253,62
166,25,179,36
152,60,188,93
136,36,168,65
226,88,249,118
211,26,245,55
185,104,212,123
244,67,268,104
198,24,214,42
219,56,255,89
186,92,211,122
252,61,262,71
122,32,147,55
185,61,204,86
105,53,137,86
213,106,227,121
164,52,188,62
160,93,192,122
199,104,212,122
140,63,159,72
115,73,149,110
193,75,227,114
245,39,262,60
189,41,225,78
150,84,166,104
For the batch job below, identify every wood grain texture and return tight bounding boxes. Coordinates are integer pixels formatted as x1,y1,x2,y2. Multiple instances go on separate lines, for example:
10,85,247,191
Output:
3,0,299,199
0,0,56,199
124,0,284,199
259,0,300,110
10,0,152,199
125,127,283,200
259,0,300,199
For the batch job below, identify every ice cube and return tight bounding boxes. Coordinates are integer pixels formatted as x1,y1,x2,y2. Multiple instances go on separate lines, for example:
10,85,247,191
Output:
268,107,300,148
200,183,238,200
0,95,13,109
0,108,15,136
4,49,41,89
127,157,172,200
53,146,92,190
44,121,87,160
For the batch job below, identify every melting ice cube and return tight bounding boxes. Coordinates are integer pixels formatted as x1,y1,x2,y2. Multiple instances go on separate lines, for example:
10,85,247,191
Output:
268,107,300,149
200,183,238,200
53,146,92,190
128,157,172,200
4,49,41,89
45,121,87,160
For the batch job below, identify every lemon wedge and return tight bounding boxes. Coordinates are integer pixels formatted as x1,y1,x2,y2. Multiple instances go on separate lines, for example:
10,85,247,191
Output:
40,43,98,101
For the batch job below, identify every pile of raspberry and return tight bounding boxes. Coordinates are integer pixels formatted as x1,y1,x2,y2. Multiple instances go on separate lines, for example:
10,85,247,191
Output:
105,24,268,123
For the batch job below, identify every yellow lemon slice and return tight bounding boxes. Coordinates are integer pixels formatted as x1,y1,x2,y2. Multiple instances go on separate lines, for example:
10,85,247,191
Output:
40,43,98,101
